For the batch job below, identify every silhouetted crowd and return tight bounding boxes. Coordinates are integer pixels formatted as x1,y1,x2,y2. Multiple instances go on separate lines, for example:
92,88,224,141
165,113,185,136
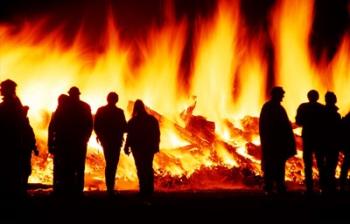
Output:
0,79,160,199
260,86,350,195
1,79,350,199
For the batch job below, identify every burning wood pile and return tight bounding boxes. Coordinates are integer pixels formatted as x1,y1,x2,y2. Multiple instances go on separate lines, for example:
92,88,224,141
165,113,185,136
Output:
27,99,305,192
3,0,347,192
126,99,305,191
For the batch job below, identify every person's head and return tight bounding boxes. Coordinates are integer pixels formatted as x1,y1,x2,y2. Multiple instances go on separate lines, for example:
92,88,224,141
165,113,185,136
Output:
325,91,337,105
0,79,17,98
107,92,118,105
68,86,80,100
307,89,319,103
132,99,146,117
270,86,285,102
58,94,69,105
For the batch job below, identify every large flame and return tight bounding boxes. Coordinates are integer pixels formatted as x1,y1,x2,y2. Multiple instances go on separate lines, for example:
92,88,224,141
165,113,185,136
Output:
0,0,349,191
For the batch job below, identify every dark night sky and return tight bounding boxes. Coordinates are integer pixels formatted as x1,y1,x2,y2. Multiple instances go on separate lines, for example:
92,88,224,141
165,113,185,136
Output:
0,0,215,33
0,0,348,56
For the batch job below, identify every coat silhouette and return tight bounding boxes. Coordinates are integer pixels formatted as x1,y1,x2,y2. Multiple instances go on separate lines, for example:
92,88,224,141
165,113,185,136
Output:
48,87,93,196
94,92,127,195
48,94,69,194
259,87,296,194
295,90,325,193
322,91,341,192
20,106,38,193
0,79,36,197
124,99,160,197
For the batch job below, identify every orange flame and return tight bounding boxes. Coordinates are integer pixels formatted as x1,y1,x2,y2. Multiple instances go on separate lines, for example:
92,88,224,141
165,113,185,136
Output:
0,0,349,191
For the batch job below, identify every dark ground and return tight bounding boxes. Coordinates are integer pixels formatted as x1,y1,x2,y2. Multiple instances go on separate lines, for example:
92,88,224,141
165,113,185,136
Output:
1,189,350,223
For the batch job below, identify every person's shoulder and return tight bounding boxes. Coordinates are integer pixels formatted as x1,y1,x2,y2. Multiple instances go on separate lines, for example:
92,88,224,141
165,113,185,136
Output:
261,100,272,110
345,112,350,119
147,114,158,122
96,105,107,115
115,106,125,114
80,100,91,110
298,102,309,108
128,116,136,123
342,112,350,123
315,102,325,108
148,115,159,128
263,100,273,106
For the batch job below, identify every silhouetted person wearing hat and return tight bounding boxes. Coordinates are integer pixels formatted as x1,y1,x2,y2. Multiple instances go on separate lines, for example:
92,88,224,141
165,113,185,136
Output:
49,87,92,196
94,92,126,196
0,79,37,197
322,91,341,193
259,87,296,194
296,90,325,193
124,100,160,198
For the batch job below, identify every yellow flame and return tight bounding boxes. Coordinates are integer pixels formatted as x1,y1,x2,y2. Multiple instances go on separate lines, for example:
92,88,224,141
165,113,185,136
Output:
271,0,321,119
1,0,349,190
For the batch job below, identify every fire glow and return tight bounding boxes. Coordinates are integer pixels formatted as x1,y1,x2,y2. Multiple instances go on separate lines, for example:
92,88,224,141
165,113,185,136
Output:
0,0,350,191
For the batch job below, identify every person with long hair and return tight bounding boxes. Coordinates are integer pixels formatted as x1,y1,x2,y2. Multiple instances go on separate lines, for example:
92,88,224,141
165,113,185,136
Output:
124,99,160,198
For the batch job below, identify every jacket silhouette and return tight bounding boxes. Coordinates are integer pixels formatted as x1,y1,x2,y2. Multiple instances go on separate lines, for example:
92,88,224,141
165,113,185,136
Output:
259,87,296,193
0,79,36,197
48,87,93,196
48,94,69,194
20,105,38,193
295,90,325,193
94,92,127,195
322,91,341,192
124,99,160,197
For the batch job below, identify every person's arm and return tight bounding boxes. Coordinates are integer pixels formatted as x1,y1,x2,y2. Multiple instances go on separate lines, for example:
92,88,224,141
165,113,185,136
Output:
295,105,304,126
123,122,130,155
94,109,102,144
123,137,130,155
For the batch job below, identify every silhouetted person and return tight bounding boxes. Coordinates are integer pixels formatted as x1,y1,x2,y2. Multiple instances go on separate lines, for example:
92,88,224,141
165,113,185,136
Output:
340,112,350,191
322,91,341,193
0,79,36,197
48,94,69,194
19,105,38,193
94,92,127,196
259,87,296,194
295,90,325,193
48,87,93,196
124,100,160,197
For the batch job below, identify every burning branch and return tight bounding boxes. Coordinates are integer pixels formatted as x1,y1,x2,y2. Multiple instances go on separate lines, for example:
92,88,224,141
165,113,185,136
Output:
127,101,212,148
128,100,260,173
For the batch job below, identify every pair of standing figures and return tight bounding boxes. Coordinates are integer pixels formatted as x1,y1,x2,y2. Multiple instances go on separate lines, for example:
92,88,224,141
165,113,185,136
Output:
49,87,160,197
